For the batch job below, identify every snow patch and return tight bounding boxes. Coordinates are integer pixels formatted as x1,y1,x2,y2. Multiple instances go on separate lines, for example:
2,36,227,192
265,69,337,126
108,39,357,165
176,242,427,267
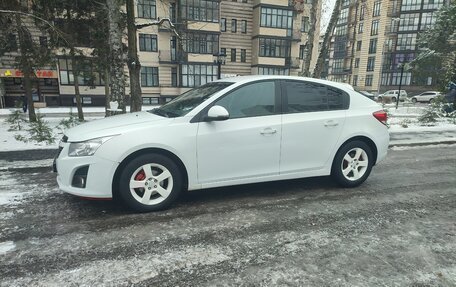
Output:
0,159,53,170
0,241,16,254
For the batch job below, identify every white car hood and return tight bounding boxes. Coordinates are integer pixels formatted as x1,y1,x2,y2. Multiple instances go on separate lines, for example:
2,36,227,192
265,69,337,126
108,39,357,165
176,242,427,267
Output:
65,111,172,142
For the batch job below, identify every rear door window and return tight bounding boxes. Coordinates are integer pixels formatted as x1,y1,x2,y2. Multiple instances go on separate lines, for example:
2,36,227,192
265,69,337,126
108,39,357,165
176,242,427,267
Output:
283,80,349,113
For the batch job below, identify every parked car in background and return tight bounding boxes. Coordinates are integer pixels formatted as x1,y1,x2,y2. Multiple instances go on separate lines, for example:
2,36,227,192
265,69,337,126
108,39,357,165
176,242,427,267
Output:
378,90,408,102
357,91,376,101
411,91,441,103
54,76,389,212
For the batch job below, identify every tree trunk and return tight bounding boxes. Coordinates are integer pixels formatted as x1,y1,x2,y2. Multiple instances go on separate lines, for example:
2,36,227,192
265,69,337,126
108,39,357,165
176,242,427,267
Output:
14,13,36,122
104,67,111,117
313,0,342,78
302,0,318,77
70,49,84,121
126,0,142,113
106,0,126,116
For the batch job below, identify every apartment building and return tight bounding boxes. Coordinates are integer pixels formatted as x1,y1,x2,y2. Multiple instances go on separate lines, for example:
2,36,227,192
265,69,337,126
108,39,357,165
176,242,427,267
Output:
326,0,447,94
0,0,321,107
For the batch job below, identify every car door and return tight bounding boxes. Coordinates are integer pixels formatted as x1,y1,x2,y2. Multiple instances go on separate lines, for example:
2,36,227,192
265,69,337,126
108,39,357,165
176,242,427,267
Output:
279,80,348,174
196,80,282,185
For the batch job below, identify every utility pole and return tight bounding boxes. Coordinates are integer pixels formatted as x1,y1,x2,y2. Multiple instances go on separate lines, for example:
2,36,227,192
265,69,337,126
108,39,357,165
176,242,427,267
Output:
396,63,404,110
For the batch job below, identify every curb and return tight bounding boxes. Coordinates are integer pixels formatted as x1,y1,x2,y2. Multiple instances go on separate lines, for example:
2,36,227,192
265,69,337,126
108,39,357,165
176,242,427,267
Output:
389,140,456,148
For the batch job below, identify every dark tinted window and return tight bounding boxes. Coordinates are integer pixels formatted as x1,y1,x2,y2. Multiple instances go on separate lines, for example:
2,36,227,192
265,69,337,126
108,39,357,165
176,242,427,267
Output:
284,81,348,113
215,81,276,119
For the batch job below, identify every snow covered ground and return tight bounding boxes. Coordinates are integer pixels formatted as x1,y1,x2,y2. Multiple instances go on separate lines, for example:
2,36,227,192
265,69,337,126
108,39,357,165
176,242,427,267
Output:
0,103,455,152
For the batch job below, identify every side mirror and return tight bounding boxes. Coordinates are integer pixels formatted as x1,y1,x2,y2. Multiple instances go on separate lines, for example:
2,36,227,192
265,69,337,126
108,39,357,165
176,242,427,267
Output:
205,105,230,121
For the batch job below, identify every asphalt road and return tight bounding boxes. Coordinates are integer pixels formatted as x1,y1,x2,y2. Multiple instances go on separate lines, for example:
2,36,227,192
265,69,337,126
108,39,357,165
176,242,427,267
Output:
0,146,455,286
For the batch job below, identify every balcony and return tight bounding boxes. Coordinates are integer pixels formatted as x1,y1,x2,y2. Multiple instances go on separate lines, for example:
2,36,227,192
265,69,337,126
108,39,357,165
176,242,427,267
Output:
286,57,301,68
158,50,187,63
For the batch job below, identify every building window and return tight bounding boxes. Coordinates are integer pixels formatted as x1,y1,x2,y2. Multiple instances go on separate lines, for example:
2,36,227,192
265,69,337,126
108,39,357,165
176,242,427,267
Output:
180,0,219,22
5,34,17,52
365,75,373,86
373,1,381,17
137,0,156,19
221,47,226,56
142,97,159,105
396,34,416,50
240,49,246,62
181,64,218,87
171,67,177,87
231,48,236,62
371,20,379,35
259,38,291,57
335,24,347,36
241,20,247,33
183,32,219,54
332,59,344,73
258,67,289,75
354,58,360,68
299,45,306,59
58,58,104,86
260,7,293,30
141,67,159,87
337,8,349,25
39,36,48,49
401,0,422,11
221,18,226,31
422,0,445,10
353,75,358,86
421,12,437,30
399,13,420,31
231,19,237,32
368,38,377,54
367,56,375,71
358,22,364,33
139,34,158,52
356,41,362,51
359,5,365,20
301,16,310,32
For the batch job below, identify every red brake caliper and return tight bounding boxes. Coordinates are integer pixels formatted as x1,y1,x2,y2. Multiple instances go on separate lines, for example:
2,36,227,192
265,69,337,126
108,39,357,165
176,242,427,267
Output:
135,170,146,181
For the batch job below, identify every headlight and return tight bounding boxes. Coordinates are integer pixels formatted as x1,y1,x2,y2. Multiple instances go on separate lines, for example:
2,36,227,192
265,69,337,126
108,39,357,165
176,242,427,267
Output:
68,136,115,157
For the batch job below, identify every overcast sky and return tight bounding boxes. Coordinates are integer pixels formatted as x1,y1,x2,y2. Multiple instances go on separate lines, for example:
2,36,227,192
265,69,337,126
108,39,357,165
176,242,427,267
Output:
321,0,337,35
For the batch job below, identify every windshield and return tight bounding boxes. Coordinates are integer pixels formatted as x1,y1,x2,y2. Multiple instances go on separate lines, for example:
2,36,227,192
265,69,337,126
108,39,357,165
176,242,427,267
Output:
149,82,233,118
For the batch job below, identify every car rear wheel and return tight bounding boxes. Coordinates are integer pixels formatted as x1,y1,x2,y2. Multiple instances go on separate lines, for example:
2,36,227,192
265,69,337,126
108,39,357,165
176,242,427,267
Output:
429,98,434,104
332,141,373,187
412,98,417,103
391,97,396,103
118,153,183,212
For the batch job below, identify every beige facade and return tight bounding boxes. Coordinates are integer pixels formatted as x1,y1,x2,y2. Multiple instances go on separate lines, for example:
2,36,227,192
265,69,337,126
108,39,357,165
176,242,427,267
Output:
327,0,447,94
1,0,322,107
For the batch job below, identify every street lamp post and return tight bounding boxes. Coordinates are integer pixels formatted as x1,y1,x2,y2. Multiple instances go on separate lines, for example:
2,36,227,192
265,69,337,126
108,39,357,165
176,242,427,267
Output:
213,52,226,80
396,62,405,110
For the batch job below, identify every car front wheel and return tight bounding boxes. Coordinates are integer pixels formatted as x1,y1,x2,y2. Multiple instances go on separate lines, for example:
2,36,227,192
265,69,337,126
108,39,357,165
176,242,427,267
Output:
332,141,373,187
412,98,417,103
118,153,183,212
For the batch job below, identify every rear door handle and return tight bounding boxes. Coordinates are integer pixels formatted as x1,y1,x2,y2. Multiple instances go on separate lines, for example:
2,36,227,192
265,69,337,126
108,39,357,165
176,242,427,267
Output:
324,120,339,127
260,128,277,135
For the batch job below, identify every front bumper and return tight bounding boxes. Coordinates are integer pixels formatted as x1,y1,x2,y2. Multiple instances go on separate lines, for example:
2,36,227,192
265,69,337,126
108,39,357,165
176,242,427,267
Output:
55,143,118,198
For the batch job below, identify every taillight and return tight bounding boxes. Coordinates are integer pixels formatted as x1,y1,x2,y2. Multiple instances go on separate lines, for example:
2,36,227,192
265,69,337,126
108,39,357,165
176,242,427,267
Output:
373,110,388,125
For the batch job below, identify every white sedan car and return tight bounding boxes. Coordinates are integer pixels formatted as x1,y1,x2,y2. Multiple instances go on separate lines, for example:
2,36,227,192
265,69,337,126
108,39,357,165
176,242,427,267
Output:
55,76,389,212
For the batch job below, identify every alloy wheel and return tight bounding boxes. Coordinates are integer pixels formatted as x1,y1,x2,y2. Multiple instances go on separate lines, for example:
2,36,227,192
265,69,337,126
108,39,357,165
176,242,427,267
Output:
341,148,369,181
129,163,173,205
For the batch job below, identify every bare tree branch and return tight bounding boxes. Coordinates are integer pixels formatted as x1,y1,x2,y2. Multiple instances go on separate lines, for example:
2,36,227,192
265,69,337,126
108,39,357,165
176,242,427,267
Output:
0,9,69,45
135,17,181,39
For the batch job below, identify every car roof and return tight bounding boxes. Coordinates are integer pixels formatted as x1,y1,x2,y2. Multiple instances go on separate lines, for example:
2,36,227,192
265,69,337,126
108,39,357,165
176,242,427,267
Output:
215,75,355,92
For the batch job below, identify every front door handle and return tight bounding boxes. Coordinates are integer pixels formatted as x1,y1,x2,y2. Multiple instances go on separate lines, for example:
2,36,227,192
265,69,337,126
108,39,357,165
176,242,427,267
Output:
324,120,339,127
260,128,277,135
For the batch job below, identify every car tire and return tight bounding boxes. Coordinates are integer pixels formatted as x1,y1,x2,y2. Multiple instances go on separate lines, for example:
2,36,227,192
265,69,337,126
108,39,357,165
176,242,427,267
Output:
118,153,183,212
412,98,417,103
429,98,434,104
331,141,374,188
377,96,383,102
391,97,396,103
